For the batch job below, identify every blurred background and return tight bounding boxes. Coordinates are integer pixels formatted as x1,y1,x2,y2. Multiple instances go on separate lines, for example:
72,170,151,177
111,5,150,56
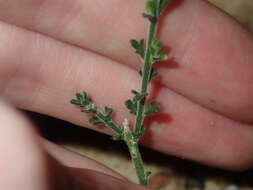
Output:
209,0,253,32
30,1,253,190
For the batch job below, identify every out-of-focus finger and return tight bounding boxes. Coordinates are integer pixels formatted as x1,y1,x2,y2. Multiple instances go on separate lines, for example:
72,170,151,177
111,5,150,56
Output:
42,139,125,180
0,100,148,190
0,100,53,190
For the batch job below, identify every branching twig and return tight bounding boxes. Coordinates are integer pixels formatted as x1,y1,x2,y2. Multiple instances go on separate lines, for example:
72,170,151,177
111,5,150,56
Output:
71,0,170,186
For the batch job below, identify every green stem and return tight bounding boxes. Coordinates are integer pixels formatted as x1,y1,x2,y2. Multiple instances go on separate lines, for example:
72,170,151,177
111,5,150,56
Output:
95,111,123,135
123,123,148,186
134,20,157,138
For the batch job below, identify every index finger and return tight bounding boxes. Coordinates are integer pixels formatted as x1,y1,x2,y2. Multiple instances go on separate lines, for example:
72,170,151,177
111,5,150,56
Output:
0,0,253,122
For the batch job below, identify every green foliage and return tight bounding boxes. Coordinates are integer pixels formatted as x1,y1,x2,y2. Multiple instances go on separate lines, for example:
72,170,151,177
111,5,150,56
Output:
150,39,168,63
134,125,146,140
151,38,162,54
125,99,137,115
139,68,158,81
132,90,148,103
146,0,158,16
88,107,113,126
145,101,160,116
89,117,104,125
125,92,160,117
104,107,113,118
71,92,123,136
125,90,148,115
144,0,171,21
131,39,145,59
71,0,171,187
71,92,90,107
149,68,158,81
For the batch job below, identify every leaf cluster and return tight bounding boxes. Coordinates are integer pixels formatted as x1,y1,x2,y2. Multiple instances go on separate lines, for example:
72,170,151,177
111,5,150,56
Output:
131,39,145,59
143,0,171,22
150,38,168,63
71,0,171,186
71,92,123,136
89,106,113,126
125,90,160,117
70,92,96,113
131,38,167,66
131,39,167,81
125,90,147,115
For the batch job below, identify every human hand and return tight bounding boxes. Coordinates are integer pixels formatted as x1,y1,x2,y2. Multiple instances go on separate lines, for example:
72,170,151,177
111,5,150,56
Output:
0,101,149,190
0,0,253,170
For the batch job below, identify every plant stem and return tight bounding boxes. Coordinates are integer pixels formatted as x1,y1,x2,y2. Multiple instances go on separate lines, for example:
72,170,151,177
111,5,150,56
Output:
123,121,148,186
95,111,123,135
71,0,170,187
128,9,159,187
134,20,157,138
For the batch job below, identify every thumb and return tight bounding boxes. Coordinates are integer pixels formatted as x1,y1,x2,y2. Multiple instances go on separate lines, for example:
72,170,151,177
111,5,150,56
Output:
0,100,149,190
0,100,53,190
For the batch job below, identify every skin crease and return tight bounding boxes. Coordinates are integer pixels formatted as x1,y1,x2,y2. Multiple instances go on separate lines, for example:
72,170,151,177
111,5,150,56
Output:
0,2,253,189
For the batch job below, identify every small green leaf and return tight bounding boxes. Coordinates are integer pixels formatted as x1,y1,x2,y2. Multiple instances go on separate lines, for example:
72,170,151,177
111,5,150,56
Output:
104,106,113,118
159,52,168,61
89,117,104,125
131,90,148,103
71,92,92,107
146,0,157,16
150,71,158,80
130,39,139,49
81,109,95,114
125,90,148,114
149,68,158,81
76,93,83,100
131,90,139,95
125,99,137,115
150,38,168,63
130,39,145,59
70,99,79,105
150,39,163,56
153,52,168,62
80,102,96,113
131,39,139,49
134,125,146,140
142,13,157,23
159,0,171,15
145,101,160,116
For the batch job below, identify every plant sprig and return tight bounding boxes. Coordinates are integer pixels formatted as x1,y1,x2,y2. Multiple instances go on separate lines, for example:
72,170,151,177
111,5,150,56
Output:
131,0,169,143
71,92,123,139
71,0,170,187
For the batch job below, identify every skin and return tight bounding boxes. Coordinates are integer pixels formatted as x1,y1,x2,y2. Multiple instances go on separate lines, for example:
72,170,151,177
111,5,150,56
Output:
0,101,147,190
0,0,253,188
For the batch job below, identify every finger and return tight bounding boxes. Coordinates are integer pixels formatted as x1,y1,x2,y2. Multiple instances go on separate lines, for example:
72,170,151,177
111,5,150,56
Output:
42,139,126,180
143,85,253,170
66,167,149,190
0,100,53,190
0,0,253,122
1,22,253,170
0,100,147,190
